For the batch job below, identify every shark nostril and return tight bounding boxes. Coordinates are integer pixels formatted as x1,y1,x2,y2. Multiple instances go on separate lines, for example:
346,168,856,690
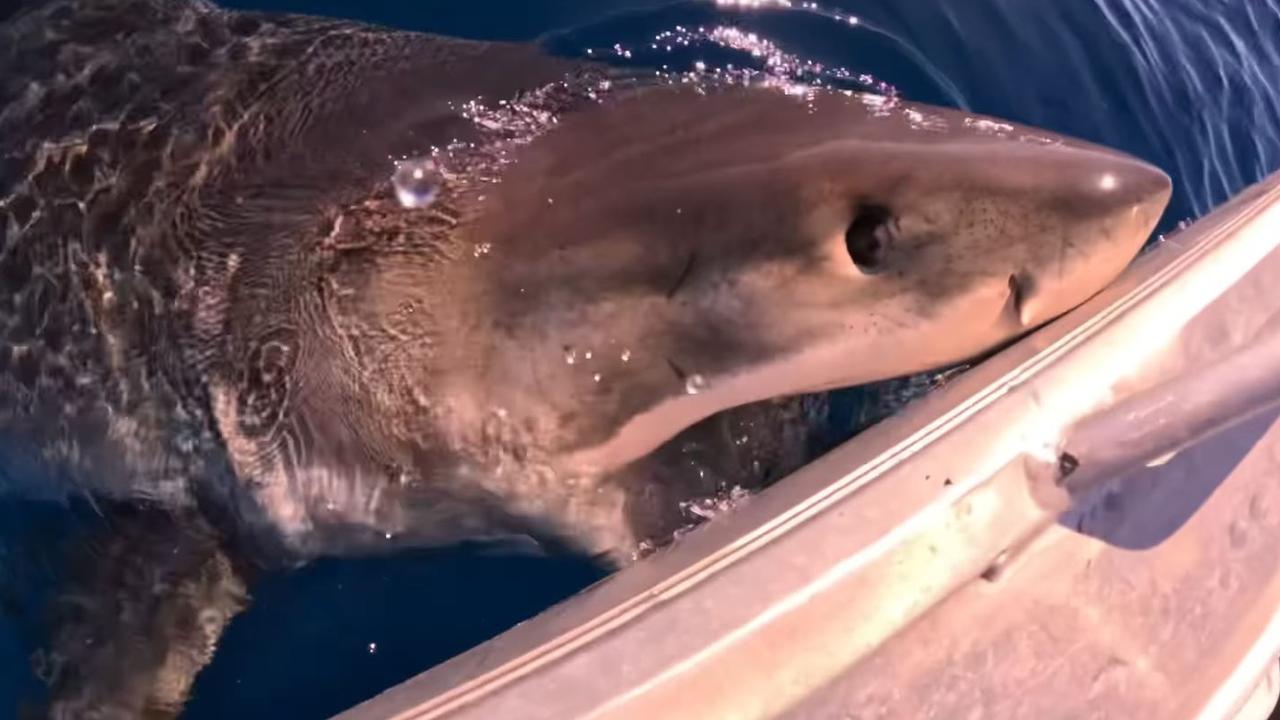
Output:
1007,272,1024,314
1007,271,1037,325
845,204,895,274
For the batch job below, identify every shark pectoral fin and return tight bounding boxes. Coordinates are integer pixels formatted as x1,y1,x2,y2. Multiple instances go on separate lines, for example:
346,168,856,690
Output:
33,502,248,720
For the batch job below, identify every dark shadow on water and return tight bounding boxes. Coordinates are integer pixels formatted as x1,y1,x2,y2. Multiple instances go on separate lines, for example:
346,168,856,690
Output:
0,499,106,718
1059,410,1277,551
1,616,40,720
181,547,609,720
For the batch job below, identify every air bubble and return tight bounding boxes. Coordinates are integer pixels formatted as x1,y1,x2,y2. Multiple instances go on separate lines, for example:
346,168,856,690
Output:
392,157,443,209
564,346,577,364
685,374,708,395
620,349,632,362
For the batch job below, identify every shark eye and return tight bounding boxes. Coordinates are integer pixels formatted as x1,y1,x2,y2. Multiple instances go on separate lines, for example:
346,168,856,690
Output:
845,204,897,273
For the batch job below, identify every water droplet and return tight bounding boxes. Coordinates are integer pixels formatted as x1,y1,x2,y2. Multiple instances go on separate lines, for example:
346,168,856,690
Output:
620,349,632,363
564,346,577,364
392,158,442,209
685,373,707,395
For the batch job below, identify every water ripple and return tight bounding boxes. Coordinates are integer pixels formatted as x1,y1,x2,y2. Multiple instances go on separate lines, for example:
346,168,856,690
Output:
551,0,1280,231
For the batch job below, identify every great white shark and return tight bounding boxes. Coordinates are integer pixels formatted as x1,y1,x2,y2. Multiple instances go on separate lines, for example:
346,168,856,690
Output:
0,0,1170,716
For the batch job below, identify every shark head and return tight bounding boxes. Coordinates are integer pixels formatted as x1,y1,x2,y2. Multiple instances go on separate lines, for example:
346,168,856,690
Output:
177,30,1170,555
421,81,1171,476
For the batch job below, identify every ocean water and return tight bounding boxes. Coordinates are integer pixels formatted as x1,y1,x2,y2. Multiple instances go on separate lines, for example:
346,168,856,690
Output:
3,0,1280,718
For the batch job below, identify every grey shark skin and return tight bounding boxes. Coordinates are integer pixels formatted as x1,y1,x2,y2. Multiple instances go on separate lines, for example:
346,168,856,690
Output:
0,0,1170,716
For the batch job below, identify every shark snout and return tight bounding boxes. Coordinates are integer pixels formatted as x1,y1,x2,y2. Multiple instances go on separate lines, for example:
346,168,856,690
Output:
1083,152,1174,231
1010,153,1172,328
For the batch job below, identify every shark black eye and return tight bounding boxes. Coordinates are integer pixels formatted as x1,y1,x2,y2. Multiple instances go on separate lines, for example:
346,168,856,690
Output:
845,204,896,273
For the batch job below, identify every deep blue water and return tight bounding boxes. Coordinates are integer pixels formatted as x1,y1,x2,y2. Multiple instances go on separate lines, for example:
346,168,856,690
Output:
3,0,1280,718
